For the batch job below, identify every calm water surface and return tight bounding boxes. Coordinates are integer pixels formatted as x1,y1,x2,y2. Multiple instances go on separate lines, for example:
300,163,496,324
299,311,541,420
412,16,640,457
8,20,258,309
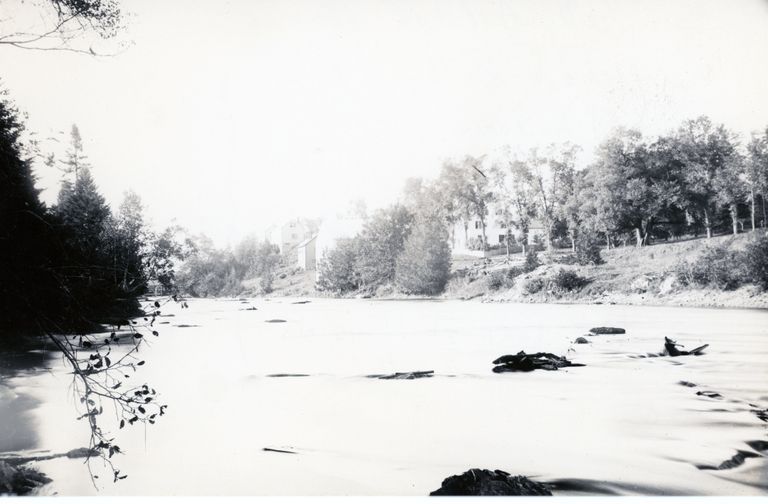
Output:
1,298,767,495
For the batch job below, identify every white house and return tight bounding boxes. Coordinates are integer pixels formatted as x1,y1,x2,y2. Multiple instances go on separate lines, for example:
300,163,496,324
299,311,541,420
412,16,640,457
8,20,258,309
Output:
450,204,546,256
297,235,318,271
265,218,318,263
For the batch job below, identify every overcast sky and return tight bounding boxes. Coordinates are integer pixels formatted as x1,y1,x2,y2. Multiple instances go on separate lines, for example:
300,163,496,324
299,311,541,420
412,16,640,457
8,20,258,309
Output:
1,0,767,246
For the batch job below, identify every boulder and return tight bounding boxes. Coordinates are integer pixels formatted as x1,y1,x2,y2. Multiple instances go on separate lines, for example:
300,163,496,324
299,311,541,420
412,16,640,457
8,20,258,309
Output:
658,275,680,295
574,337,589,344
430,469,552,496
492,352,585,372
589,327,625,335
630,275,653,293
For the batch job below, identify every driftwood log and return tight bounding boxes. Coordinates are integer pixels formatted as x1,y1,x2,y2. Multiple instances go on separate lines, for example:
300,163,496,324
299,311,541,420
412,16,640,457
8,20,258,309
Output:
430,469,552,496
367,370,434,380
663,337,709,356
492,352,585,373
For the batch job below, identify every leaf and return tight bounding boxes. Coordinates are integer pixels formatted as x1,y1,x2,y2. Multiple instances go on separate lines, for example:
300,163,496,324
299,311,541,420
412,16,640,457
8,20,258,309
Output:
154,301,160,308
134,333,143,339
138,406,146,414
152,331,158,336
137,360,145,366
105,356,111,367
119,419,125,429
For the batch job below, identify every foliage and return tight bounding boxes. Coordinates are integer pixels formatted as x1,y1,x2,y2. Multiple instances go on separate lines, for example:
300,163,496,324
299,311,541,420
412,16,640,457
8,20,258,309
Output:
574,233,604,265
355,204,414,288
674,244,742,290
395,217,452,295
523,248,540,272
523,277,544,294
551,269,588,292
316,237,362,294
741,233,768,289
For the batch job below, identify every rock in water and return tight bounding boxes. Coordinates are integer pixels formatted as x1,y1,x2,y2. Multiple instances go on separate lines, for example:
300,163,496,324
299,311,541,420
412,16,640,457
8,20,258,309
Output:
430,469,552,496
492,352,585,372
589,327,625,334
574,337,589,344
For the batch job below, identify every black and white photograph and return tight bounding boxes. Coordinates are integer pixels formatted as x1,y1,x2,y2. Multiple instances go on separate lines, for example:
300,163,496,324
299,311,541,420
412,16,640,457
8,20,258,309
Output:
1,0,767,499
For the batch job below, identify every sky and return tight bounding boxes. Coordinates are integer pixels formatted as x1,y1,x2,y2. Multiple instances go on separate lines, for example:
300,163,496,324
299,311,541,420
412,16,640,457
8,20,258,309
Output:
1,0,768,246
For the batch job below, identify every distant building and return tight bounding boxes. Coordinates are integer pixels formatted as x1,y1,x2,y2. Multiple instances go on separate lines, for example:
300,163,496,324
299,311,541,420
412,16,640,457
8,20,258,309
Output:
265,218,319,264
450,205,544,256
297,235,318,271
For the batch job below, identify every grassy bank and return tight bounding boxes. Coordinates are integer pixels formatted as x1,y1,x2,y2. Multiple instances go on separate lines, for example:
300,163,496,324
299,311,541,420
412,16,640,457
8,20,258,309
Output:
454,232,768,309
242,231,768,309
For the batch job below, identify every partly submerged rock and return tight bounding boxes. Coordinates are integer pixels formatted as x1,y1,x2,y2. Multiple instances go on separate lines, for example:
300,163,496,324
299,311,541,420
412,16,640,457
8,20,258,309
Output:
492,352,585,372
430,469,552,496
265,319,287,323
367,370,434,380
589,327,625,335
574,337,590,344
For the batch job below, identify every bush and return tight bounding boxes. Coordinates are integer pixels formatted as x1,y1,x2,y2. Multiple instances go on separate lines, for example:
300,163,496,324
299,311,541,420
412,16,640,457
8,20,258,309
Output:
741,233,768,290
551,268,588,292
487,270,508,290
575,234,604,265
523,277,544,294
316,237,362,294
523,248,540,272
506,266,524,280
395,218,452,295
674,244,742,290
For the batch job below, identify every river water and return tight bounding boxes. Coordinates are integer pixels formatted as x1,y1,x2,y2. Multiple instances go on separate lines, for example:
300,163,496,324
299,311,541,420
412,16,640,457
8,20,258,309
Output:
1,298,767,496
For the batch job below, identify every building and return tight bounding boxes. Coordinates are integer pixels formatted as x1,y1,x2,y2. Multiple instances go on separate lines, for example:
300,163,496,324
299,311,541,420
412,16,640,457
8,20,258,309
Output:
297,235,317,271
450,205,546,256
265,218,319,263
450,204,515,256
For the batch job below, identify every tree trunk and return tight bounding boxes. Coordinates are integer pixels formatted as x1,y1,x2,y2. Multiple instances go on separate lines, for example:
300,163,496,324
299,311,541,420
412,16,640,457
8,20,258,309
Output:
730,203,738,236
635,228,643,247
762,194,767,228
750,188,756,231
704,208,712,239
479,216,488,252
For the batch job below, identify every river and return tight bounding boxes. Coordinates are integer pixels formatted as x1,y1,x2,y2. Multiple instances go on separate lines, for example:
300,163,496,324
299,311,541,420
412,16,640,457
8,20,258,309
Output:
1,298,767,495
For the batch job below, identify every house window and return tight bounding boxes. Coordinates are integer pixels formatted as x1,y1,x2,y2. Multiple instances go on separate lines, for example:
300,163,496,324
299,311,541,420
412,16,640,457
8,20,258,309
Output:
500,222,507,229
499,235,506,243
474,221,481,229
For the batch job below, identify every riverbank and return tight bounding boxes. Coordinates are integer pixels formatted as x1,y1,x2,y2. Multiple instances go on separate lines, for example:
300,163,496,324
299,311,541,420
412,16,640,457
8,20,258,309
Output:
263,232,768,310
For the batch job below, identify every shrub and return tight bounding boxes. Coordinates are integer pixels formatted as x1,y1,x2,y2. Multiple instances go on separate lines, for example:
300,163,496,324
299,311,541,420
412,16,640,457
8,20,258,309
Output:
674,244,742,290
551,268,588,292
506,266,524,280
316,237,362,294
523,248,540,272
575,234,604,265
741,233,768,290
395,218,452,295
523,277,544,294
487,270,508,290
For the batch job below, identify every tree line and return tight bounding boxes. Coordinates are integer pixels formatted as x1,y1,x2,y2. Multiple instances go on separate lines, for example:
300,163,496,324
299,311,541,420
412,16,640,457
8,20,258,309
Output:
0,92,188,338
318,116,768,297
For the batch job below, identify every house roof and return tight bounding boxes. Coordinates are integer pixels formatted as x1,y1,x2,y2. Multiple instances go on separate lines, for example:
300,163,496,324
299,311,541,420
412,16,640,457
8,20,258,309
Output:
297,234,318,248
